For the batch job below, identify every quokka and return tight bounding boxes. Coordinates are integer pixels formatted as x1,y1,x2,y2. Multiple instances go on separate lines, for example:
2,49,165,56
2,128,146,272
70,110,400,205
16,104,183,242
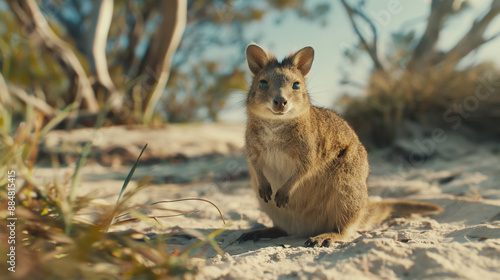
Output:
239,44,442,247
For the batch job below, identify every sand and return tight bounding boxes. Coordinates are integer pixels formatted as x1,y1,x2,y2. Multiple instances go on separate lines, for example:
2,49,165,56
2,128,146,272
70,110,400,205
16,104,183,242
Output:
38,123,500,279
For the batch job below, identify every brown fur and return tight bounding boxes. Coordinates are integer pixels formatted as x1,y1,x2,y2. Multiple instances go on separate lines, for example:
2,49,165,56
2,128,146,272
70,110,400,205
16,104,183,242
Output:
238,44,443,247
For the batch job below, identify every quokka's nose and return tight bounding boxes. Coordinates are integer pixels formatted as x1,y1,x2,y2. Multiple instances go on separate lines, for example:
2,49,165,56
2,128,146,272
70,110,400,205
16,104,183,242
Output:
273,96,288,109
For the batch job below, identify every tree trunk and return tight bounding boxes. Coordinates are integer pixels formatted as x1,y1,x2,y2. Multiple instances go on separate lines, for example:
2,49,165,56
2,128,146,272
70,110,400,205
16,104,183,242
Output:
137,0,187,124
406,0,455,71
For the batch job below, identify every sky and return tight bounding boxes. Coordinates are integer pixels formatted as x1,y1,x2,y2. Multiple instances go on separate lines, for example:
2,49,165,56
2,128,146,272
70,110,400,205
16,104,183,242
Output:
217,0,500,123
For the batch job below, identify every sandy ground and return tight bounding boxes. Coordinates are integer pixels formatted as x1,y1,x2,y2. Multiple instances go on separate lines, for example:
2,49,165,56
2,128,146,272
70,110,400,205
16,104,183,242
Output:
38,124,500,279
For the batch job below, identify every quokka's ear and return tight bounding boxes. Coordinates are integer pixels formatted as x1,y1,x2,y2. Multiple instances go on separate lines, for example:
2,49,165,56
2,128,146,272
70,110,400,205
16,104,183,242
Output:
291,46,314,76
246,44,270,75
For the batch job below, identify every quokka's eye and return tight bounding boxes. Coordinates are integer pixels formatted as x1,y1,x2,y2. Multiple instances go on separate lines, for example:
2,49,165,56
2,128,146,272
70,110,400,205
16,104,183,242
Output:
259,80,269,89
292,82,300,90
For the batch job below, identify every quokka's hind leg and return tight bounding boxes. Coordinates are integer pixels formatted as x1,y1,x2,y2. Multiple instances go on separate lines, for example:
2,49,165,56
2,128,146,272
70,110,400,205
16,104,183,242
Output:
305,191,366,247
238,227,288,243
305,231,348,247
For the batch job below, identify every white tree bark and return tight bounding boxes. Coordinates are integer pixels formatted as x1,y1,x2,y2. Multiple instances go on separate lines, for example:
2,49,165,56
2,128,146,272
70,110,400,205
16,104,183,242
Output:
90,0,122,110
90,0,116,92
0,73,11,107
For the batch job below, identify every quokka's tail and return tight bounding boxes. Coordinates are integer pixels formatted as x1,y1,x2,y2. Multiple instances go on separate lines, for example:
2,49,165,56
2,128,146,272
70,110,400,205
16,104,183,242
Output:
364,200,443,227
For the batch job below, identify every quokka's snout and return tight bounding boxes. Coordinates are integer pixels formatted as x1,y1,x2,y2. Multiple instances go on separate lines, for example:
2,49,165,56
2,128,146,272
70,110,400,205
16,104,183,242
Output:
272,94,287,113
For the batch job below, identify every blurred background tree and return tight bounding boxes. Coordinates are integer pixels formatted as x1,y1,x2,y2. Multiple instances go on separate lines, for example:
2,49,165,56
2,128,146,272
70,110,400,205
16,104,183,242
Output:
1,0,498,145
0,0,330,127
338,0,500,147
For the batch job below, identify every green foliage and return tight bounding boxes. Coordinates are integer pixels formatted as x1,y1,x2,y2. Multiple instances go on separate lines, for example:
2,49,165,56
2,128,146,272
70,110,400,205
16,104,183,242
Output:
0,10,67,122
164,62,247,122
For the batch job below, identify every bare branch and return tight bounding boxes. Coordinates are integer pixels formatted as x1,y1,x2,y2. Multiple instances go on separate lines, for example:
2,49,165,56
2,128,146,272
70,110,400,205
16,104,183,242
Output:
340,0,385,71
406,0,455,71
89,0,122,110
0,72,11,106
7,0,99,113
6,81,58,117
442,1,500,65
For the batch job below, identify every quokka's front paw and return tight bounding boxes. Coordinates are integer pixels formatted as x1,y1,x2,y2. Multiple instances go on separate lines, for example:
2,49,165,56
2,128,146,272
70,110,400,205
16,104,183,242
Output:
274,188,289,208
259,184,272,203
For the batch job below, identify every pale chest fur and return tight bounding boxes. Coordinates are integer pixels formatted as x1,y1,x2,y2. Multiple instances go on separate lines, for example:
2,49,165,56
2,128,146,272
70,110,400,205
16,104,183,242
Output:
250,123,334,237
256,124,298,193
